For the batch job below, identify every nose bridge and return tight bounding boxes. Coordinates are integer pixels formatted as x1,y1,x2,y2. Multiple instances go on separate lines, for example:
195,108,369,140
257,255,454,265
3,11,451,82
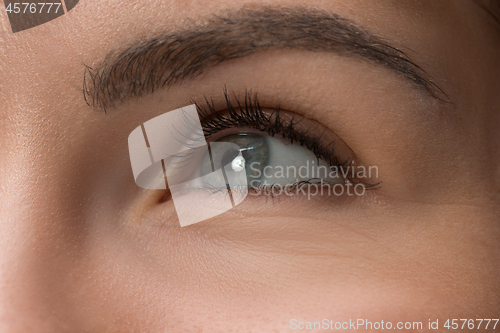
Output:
0,239,70,333
0,118,80,331
0,182,70,331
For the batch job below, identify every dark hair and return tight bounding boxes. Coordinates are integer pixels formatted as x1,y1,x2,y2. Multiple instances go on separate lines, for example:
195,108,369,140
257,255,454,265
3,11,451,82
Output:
475,0,500,25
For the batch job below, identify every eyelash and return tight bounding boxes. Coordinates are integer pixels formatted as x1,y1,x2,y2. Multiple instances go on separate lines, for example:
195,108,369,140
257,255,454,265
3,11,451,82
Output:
194,89,350,172
176,88,380,198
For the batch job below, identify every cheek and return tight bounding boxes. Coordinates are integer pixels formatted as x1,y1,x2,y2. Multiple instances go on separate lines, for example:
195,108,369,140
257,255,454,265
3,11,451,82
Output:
64,196,497,331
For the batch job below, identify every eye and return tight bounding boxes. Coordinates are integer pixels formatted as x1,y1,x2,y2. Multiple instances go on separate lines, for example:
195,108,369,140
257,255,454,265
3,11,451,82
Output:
152,89,378,210
132,90,380,226
178,89,375,197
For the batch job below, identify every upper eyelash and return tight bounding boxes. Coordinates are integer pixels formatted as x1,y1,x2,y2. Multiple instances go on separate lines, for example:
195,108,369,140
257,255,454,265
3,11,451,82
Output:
185,88,380,190
193,88,350,170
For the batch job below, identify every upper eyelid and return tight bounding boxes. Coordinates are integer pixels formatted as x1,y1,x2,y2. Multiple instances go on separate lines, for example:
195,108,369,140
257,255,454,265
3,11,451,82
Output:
191,88,381,189
192,90,360,179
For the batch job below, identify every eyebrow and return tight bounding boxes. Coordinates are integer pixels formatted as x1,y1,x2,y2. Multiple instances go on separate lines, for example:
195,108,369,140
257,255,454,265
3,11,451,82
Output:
83,6,448,111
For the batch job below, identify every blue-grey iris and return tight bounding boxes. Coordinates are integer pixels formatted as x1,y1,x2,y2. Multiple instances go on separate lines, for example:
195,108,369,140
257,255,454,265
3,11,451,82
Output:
215,133,269,187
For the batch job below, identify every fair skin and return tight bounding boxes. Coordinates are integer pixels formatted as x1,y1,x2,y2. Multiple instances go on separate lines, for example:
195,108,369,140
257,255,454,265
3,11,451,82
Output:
0,0,499,332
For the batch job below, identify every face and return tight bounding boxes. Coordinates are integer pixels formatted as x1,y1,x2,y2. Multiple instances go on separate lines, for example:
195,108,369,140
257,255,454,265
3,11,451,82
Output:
1,0,499,331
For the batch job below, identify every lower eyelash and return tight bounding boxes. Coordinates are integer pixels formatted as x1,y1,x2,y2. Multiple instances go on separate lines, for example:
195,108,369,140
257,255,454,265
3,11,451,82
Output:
235,179,355,203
